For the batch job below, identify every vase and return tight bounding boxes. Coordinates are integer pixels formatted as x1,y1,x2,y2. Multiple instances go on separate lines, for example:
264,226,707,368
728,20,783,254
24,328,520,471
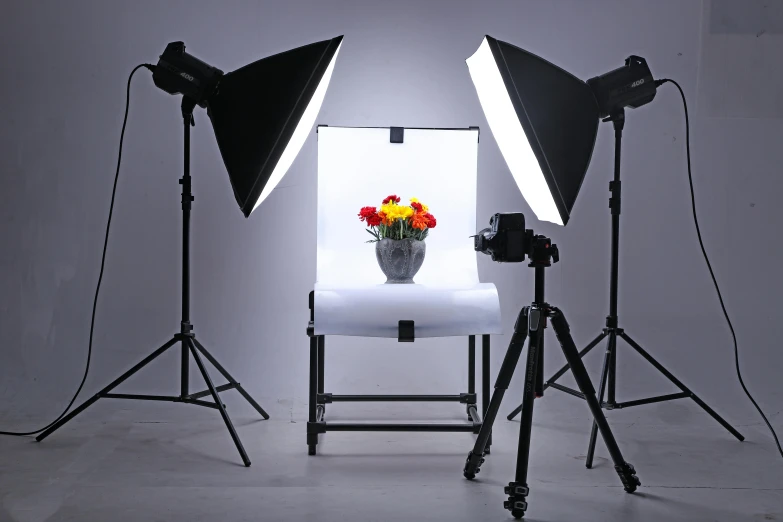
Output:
375,238,426,284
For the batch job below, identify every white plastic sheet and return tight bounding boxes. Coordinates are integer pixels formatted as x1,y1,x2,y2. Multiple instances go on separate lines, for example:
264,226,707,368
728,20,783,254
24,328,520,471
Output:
314,126,502,338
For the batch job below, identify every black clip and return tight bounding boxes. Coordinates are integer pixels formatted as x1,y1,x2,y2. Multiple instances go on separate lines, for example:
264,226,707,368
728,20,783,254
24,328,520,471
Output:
609,180,622,215
504,483,529,496
390,127,404,143
398,320,414,342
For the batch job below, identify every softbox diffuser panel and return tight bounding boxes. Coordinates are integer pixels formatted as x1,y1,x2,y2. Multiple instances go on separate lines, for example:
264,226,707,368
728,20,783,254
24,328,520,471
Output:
467,36,599,226
207,36,343,217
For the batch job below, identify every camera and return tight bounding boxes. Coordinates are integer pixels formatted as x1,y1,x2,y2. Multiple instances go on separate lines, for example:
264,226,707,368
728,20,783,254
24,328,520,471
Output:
474,212,559,265
474,213,529,263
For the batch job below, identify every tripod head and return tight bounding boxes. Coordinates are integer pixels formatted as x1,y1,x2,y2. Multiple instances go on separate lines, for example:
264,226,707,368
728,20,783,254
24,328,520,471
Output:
527,233,558,268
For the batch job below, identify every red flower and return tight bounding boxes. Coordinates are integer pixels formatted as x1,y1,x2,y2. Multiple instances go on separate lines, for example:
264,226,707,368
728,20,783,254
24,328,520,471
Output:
382,194,401,204
366,213,382,227
410,201,423,212
358,206,377,221
425,213,436,228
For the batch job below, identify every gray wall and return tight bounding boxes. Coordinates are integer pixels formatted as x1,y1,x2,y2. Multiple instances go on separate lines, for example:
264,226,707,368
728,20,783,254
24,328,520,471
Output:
1,0,781,433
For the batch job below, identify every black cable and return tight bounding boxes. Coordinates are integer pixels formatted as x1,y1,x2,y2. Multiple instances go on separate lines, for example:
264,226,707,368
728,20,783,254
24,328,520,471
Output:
657,78,782,458
0,63,155,436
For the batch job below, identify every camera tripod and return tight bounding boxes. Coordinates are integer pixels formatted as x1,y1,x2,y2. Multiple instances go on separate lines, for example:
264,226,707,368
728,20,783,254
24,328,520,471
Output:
507,110,743,467
463,235,639,519
34,99,269,466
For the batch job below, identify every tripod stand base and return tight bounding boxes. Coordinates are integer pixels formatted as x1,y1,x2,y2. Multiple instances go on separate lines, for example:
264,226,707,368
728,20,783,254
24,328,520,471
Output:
464,304,640,519
35,333,269,467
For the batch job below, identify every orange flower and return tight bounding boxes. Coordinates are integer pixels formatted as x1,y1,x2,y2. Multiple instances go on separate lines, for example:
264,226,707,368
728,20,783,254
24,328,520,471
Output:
410,211,429,230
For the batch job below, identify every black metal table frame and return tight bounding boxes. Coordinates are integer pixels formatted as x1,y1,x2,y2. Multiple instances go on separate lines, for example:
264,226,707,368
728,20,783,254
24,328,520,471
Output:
306,292,492,455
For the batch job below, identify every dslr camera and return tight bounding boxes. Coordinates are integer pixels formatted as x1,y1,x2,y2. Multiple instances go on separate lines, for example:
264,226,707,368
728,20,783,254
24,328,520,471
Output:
474,212,558,264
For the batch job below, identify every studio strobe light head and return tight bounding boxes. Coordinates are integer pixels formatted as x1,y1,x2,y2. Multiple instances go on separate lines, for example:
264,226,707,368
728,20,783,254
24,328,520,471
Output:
152,42,224,107
587,55,657,119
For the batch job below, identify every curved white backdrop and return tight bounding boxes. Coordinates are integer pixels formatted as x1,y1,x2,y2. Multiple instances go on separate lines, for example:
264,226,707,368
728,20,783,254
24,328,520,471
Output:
314,126,502,337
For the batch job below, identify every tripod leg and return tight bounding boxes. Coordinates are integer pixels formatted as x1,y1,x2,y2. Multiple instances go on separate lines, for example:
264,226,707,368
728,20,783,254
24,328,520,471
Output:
507,331,607,420
36,337,179,442
504,307,545,519
586,332,615,469
464,309,528,480
187,338,251,467
619,332,744,441
482,334,492,452
191,338,270,420
535,330,544,396
550,309,640,493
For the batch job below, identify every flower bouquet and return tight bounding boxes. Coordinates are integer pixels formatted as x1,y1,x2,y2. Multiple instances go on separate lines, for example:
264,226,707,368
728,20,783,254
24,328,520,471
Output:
358,195,437,284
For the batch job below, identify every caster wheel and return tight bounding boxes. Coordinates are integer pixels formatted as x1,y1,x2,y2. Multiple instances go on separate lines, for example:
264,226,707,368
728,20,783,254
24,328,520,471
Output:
463,470,476,480
308,446,316,456
512,509,525,519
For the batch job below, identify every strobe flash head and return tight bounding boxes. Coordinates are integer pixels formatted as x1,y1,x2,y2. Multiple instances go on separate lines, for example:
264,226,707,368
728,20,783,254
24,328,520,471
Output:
152,42,224,108
587,55,657,119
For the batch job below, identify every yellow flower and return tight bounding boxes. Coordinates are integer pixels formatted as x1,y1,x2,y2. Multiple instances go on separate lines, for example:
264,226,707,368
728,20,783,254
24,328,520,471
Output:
382,202,413,221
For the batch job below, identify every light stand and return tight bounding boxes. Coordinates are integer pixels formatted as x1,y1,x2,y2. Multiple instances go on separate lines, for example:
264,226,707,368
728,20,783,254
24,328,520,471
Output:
32,36,343,465
35,98,269,466
507,109,744,466
463,233,640,519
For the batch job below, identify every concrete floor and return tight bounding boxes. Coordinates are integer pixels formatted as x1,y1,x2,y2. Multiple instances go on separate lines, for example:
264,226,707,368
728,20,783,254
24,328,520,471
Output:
1,394,781,522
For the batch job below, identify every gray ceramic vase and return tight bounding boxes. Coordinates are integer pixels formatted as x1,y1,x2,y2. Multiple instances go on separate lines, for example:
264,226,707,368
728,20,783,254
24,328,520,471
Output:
375,238,426,284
